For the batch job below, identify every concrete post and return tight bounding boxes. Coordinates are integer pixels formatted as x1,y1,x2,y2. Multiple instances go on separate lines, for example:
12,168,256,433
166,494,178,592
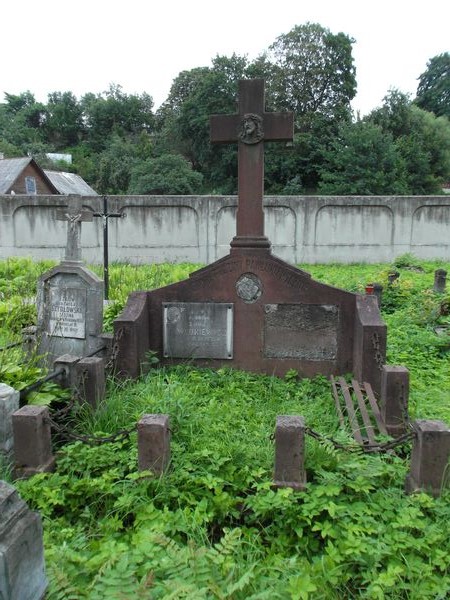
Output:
387,271,400,285
0,384,19,461
380,366,409,436
433,269,447,293
137,414,171,475
373,283,383,308
12,406,55,479
273,415,307,490
53,354,80,389
75,357,105,408
405,420,450,497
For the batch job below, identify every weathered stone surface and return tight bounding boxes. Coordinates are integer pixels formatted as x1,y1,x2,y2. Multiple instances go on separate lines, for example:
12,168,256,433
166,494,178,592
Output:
137,414,170,475
405,420,450,497
380,366,409,436
0,384,19,460
116,250,362,379
75,356,105,408
37,263,104,368
353,295,387,395
53,353,80,389
0,481,47,600
433,269,447,293
264,303,338,360
273,415,306,490
12,406,55,479
163,302,233,359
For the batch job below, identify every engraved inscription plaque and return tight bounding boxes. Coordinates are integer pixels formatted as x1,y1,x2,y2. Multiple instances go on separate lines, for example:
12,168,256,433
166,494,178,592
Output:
163,303,233,359
49,288,87,339
264,303,339,360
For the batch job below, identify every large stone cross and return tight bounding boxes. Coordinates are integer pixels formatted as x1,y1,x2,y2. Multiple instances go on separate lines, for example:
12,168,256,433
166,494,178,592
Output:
210,79,294,248
56,198,93,262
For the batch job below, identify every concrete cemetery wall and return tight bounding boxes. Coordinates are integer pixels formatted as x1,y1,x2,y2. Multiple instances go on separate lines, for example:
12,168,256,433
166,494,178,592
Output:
0,194,449,264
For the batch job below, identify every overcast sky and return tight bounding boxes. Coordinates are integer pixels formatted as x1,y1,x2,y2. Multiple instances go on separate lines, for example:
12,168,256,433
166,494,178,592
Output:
2,0,448,116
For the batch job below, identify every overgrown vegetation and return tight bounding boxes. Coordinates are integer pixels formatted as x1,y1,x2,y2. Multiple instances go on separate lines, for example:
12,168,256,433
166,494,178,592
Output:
1,256,449,598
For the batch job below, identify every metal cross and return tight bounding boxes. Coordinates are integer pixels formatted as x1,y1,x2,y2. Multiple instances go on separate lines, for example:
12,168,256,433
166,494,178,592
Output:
93,196,124,300
210,79,294,248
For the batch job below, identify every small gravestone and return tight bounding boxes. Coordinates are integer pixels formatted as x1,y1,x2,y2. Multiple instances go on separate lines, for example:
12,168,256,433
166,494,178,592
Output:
0,384,19,462
114,80,387,393
433,269,447,293
37,198,104,367
0,481,47,600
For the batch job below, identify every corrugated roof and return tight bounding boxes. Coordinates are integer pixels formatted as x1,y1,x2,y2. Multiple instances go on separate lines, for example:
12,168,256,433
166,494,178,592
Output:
44,170,98,195
0,157,32,193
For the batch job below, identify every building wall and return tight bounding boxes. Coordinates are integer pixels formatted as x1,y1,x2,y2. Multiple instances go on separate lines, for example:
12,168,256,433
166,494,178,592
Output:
8,164,56,195
0,194,449,264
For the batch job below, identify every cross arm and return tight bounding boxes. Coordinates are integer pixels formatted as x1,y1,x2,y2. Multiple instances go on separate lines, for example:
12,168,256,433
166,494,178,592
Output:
210,114,241,143
264,112,294,142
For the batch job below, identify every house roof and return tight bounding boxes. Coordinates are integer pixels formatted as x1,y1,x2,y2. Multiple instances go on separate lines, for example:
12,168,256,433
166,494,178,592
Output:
0,157,33,193
0,156,97,195
44,170,98,195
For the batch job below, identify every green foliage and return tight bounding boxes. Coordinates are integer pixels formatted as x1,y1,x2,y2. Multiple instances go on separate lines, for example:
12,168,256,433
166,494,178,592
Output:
415,52,450,118
319,120,408,195
368,91,450,193
128,153,203,195
3,255,450,599
267,22,357,119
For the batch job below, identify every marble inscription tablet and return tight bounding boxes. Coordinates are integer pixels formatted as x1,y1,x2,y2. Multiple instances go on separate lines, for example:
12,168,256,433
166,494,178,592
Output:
264,303,339,360
163,302,233,359
48,287,87,339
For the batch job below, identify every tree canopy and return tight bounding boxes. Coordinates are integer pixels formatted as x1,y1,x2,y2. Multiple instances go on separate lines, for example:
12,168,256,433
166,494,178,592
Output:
0,25,449,196
415,53,450,118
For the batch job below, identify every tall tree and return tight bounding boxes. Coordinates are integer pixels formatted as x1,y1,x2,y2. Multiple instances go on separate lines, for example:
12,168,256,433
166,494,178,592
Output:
319,120,408,195
43,91,84,149
128,154,203,195
415,53,450,118
266,23,357,120
369,90,450,193
81,84,154,152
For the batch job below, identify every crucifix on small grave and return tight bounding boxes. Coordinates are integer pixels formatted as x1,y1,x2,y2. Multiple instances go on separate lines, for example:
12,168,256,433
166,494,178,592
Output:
56,198,93,263
210,79,294,249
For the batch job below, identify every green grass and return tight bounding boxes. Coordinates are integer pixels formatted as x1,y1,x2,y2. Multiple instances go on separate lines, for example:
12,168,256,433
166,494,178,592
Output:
0,254,449,598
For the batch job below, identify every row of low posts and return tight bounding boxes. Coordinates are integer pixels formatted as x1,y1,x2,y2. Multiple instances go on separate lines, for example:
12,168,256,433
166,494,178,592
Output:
365,268,447,303
1,379,450,495
1,367,450,596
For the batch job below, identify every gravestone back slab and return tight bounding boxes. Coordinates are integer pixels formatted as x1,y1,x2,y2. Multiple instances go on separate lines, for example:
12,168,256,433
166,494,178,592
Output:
115,247,385,385
37,263,104,367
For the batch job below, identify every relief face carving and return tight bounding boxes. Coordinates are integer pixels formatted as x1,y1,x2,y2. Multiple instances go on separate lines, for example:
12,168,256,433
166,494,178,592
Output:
238,113,264,145
236,272,263,303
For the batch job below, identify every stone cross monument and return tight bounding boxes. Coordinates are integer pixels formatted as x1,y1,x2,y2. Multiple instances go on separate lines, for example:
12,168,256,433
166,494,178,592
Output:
113,79,387,395
56,198,93,263
210,79,294,248
37,198,104,367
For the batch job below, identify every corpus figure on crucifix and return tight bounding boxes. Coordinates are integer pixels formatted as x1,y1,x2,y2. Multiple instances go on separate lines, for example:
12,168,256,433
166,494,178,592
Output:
210,79,294,249
56,197,93,263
